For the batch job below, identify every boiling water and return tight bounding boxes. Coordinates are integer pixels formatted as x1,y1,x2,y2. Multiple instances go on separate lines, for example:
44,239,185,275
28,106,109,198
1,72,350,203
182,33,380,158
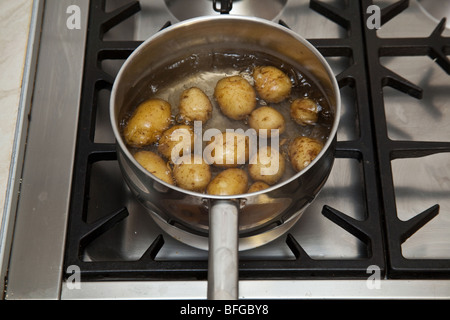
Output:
120,51,334,187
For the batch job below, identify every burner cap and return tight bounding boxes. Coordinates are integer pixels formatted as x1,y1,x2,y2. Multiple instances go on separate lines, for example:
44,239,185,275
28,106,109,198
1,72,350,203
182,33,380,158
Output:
417,0,450,28
165,0,288,21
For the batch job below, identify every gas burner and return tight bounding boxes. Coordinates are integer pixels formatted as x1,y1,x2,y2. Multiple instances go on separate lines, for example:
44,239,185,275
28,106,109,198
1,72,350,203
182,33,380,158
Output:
417,0,450,29
164,0,288,21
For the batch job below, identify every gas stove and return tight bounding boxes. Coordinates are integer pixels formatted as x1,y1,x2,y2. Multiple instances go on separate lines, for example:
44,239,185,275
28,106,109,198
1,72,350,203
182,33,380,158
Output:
3,0,450,299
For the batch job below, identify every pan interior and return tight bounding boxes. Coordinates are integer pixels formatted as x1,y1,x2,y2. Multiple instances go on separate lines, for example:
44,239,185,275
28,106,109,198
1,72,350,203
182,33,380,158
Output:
118,47,335,192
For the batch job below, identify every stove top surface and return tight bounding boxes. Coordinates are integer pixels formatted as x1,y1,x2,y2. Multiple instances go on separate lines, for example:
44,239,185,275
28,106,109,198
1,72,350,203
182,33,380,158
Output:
4,0,450,299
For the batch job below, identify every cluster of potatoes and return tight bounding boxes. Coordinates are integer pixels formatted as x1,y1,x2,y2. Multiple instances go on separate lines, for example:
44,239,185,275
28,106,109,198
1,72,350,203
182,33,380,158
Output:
122,65,324,195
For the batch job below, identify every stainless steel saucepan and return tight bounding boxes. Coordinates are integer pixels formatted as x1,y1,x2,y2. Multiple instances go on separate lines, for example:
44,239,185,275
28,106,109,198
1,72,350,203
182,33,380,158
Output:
110,16,340,299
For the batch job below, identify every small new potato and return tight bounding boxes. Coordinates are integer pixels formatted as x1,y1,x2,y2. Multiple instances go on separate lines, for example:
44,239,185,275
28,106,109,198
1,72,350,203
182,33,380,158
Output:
179,87,212,123
173,154,211,192
158,125,195,161
248,106,286,137
290,98,319,125
204,132,250,168
124,98,172,147
248,146,285,185
134,150,174,185
248,181,270,193
207,168,248,196
253,66,292,103
214,76,256,120
289,136,323,172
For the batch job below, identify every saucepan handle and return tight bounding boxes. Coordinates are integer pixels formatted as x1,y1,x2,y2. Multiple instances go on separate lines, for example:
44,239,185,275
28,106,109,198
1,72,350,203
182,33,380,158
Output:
207,200,239,300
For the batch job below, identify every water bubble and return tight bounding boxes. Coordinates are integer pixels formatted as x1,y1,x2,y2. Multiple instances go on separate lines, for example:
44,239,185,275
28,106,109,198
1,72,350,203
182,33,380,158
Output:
149,84,158,94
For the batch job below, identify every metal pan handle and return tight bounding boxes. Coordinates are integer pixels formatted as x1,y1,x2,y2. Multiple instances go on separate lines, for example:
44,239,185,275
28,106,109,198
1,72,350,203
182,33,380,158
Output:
207,200,239,300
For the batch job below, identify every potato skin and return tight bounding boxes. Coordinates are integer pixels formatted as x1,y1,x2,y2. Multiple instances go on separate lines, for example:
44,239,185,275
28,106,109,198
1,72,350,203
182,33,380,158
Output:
133,150,174,185
158,125,194,161
207,168,248,196
248,106,285,137
204,132,250,168
179,87,212,123
288,136,323,172
124,99,172,147
290,98,319,126
253,66,292,103
248,146,285,185
247,181,270,193
173,154,211,192
214,76,256,120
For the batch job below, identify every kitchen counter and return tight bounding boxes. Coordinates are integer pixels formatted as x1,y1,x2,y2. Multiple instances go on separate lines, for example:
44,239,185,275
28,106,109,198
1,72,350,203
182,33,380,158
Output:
0,0,34,293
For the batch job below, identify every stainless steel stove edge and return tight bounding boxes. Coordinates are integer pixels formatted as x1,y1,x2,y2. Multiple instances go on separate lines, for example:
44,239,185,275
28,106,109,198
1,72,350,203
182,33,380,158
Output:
4,0,90,300
59,279,450,300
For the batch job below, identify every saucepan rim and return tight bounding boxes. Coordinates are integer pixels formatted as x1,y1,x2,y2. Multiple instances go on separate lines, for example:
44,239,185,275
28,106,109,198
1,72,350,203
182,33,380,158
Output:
110,15,341,200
